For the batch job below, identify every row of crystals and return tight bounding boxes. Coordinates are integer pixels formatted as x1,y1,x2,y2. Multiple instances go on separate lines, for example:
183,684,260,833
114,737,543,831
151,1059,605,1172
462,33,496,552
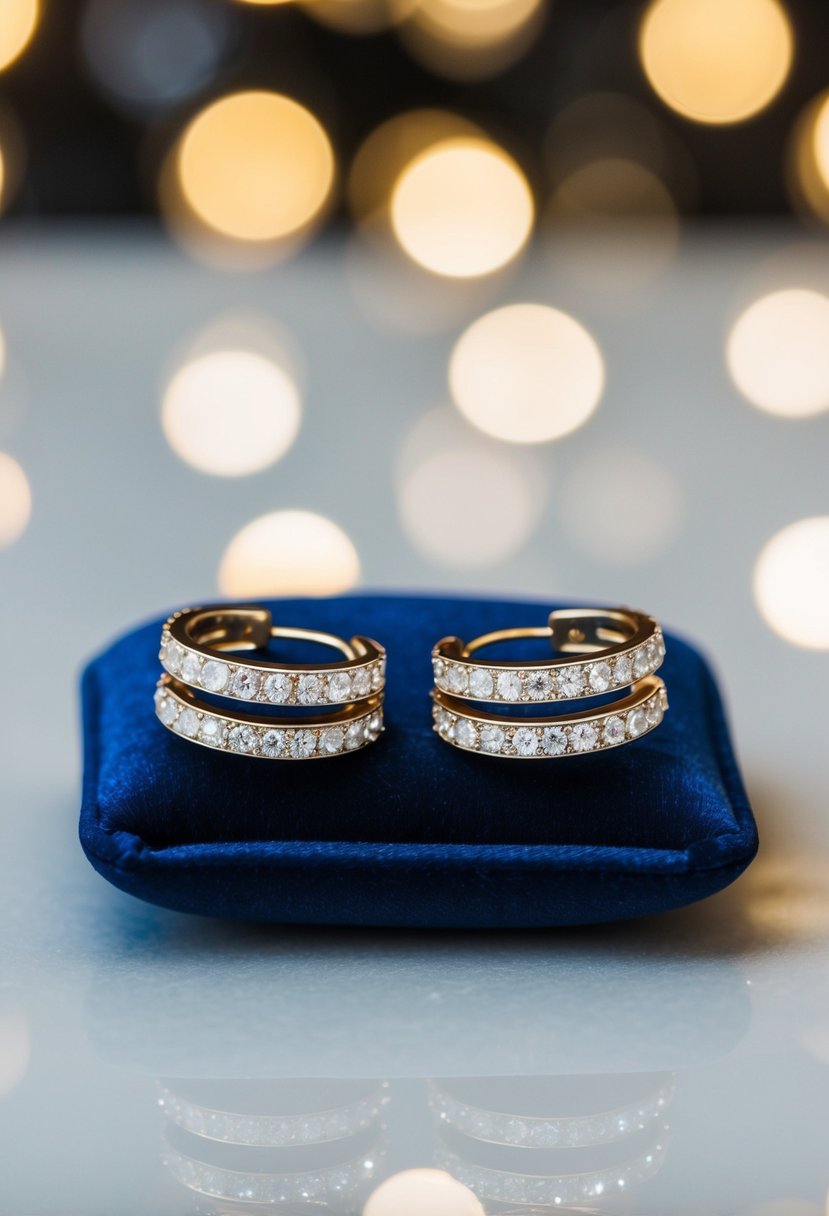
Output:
158,1087,387,1148
433,632,665,703
440,1142,666,1207
434,689,666,757
431,1083,673,1149
164,1148,375,1205
155,687,382,758
161,633,385,706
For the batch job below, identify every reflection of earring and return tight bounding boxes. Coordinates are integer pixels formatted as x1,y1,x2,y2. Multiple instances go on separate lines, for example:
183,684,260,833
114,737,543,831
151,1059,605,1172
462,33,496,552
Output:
158,1078,390,1211
429,1075,675,1149
155,604,386,759
158,1080,390,1147
429,1074,673,1209
432,606,667,758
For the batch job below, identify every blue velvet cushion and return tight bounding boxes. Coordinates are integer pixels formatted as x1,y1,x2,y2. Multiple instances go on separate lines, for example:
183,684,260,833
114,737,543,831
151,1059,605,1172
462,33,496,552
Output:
78,594,757,928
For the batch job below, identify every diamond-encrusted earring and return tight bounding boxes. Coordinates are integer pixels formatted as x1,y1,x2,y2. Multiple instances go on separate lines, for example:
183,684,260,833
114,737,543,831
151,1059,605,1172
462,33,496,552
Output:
431,607,667,759
155,604,385,760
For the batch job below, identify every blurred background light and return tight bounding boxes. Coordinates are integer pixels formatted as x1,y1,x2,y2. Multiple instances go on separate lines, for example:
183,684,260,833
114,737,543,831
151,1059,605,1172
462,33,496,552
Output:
218,509,360,596
162,349,302,476
753,517,829,649
171,90,335,246
390,137,533,278
349,109,483,230
726,288,829,418
301,0,416,35
81,0,239,116
557,447,684,566
399,0,545,82
639,0,793,125
363,1167,485,1216
397,407,546,567
787,91,829,226
449,303,604,443
0,1007,30,1098
0,451,31,548
0,0,39,73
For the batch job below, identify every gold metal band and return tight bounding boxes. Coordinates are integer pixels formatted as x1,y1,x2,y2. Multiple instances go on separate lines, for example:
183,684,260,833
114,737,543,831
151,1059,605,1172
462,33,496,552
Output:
432,675,668,759
160,605,386,707
155,675,384,760
433,608,664,705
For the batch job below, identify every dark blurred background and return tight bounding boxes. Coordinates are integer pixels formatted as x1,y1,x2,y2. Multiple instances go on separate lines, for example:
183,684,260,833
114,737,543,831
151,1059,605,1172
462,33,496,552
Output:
2,0,829,223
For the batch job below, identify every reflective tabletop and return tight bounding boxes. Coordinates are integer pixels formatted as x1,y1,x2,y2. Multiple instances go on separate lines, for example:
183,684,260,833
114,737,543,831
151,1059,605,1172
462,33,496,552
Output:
1,223,828,1214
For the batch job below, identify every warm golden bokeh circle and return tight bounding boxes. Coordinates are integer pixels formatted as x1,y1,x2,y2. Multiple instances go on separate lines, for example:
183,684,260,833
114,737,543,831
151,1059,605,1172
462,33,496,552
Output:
176,90,335,243
219,510,361,597
639,0,793,124
390,137,533,278
754,517,829,649
0,0,39,72
449,303,605,443
726,288,829,418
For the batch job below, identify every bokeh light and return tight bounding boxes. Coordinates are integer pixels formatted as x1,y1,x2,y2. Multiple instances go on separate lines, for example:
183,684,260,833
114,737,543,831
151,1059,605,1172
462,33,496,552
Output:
301,0,416,35
0,1007,30,1098
753,517,829,649
400,445,541,568
390,137,533,278
349,109,482,229
81,0,238,115
364,1168,485,1216
219,510,360,597
557,447,684,566
162,350,301,476
787,91,829,226
174,90,335,244
639,0,793,125
400,0,545,82
449,303,604,443
0,0,39,73
0,451,31,548
727,289,829,418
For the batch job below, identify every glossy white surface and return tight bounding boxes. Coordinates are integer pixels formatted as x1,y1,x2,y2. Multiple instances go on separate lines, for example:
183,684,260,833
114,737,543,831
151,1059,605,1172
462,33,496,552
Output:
1,224,828,1214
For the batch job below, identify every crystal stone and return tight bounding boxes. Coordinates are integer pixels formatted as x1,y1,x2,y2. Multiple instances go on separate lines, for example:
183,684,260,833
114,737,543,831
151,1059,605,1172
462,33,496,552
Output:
164,639,183,674
557,667,584,698
633,647,650,678
570,722,598,752
297,674,322,705
613,654,633,686
512,726,538,756
200,660,229,693
524,671,553,700
229,724,257,753
181,651,202,685
327,671,353,703
174,707,199,738
480,724,505,753
588,661,612,692
603,715,626,745
447,665,469,695
541,725,568,756
454,719,477,749
260,729,286,758
468,667,494,699
230,668,260,700
496,670,522,701
352,667,371,698
199,716,225,746
345,721,366,750
626,708,648,737
155,690,177,725
370,663,383,690
321,727,345,755
291,729,317,759
264,672,292,704
645,697,663,727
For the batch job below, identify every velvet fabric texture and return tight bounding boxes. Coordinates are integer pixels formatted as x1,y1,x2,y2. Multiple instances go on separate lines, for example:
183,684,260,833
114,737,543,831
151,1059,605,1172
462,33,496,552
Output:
79,594,757,927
